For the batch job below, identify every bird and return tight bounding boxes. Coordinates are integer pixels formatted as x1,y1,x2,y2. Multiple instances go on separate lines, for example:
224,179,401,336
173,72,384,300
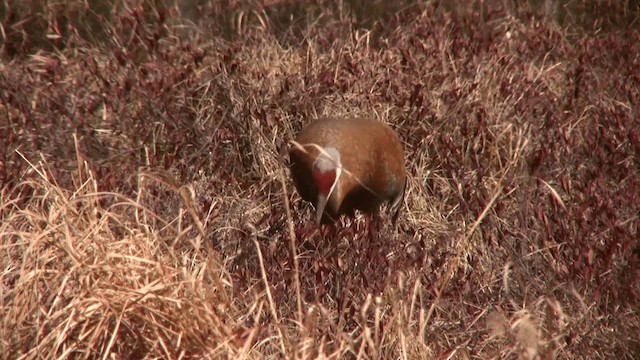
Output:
287,117,407,227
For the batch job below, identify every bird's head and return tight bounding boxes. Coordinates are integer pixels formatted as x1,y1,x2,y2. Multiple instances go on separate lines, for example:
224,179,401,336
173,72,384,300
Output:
312,146,342,224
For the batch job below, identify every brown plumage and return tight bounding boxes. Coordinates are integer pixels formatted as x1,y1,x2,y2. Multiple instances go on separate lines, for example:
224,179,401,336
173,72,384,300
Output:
288,117,407,225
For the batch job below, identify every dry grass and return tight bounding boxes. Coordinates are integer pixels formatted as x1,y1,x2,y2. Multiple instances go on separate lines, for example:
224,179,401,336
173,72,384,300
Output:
2,0,639,358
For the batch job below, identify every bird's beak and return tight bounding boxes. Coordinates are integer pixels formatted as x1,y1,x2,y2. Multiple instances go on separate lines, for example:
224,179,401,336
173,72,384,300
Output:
315,193,328,225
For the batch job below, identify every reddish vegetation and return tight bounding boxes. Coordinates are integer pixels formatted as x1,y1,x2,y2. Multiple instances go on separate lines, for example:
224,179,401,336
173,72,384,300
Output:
1,0,639,358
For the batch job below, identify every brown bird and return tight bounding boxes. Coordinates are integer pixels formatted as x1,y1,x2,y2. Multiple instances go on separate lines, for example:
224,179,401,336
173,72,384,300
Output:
288,117,407,226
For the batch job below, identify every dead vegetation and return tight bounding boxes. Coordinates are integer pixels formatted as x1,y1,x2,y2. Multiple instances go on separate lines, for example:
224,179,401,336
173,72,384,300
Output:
1,0,639,358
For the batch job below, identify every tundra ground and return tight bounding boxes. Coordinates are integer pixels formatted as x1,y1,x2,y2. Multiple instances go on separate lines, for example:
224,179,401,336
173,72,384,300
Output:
1,1,639,358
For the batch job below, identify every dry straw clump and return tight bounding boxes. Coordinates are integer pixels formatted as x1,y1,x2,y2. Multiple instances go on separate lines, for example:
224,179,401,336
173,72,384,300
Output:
1,157,239,358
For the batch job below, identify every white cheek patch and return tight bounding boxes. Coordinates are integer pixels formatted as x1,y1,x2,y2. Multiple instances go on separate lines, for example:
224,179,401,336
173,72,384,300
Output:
312,146,342,201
